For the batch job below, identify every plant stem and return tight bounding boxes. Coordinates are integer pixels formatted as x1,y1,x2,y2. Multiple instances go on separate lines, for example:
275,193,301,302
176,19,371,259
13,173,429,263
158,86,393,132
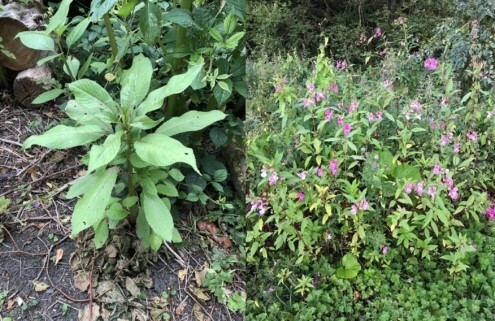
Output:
104,14,118,65
166,0,193,117
125,128,138,224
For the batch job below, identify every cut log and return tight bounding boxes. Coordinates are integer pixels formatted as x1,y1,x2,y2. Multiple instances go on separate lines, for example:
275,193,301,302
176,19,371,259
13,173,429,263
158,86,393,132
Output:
13,64,52,107
0,2,44,71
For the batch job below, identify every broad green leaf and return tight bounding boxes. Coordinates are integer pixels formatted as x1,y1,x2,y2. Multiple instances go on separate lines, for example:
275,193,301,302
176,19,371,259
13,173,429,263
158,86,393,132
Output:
16,31,55,51
209,28,223,42
393,164,421,182
150,231,162,251
105,202,127,220
87,131,123,172
225,31,244,49
65,100,114,129
90,0,119,22
142,192,173,242
46,0,73,33
168,168,185,182
130,116,163,130
37,54,61,66
156,181,179,197
32,89,65,104
156,110,226,136
71,167,118,235
139,1,162,44
93,219,109,249
66,171,99,199
66,18,91,48
164,8,199,29
68,79,118,115
120,55,153,109
23,125,105,149
63,56,80,79
117,0,138,18
226,0,245,20
213,82,232,106
223,13,237,35
172,228,182,243
134,134,199,173
336,254,361,279
135,63,204,116
78,53,94,79
122,196,138,208
136,208,151,248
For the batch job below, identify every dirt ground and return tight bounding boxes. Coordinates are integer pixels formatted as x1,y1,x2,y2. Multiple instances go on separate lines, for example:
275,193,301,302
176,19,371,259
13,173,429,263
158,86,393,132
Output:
0,93,244,321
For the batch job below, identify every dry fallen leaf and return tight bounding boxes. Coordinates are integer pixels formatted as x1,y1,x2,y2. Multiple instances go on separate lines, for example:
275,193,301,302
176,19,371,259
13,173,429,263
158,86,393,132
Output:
27,168,39,181
125,277,141,297
217,236,232,249
177,268,188,282
54,248,64,265
6,299,15,310
175,301,187,316
194,262,209,287
32,280,50,292
189,286,210,301
74,271,91,292
196,221,219,235
193,303,205,321
105,244,117,258
78,303,100,321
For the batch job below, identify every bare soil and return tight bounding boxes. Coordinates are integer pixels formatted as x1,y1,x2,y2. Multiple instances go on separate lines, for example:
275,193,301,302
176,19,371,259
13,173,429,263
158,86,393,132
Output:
0,92,244,321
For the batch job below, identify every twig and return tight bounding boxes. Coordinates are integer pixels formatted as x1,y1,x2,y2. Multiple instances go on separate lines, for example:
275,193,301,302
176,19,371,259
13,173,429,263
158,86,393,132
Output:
163,242,187,268
0,225,47,257
185,288,215,321
0,138,22,147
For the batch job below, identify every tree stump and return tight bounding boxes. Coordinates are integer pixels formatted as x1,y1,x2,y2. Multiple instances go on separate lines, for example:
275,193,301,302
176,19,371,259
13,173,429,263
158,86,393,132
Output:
0,2,44,71
13,64,52,107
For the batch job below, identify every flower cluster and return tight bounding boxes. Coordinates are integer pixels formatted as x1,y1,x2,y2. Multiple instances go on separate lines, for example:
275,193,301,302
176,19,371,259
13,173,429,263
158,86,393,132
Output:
424,58,439,71
250,197,270,216
350,198,369,215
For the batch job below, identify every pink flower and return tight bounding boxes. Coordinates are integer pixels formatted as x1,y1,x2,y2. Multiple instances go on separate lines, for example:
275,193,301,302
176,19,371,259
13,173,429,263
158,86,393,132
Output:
449,187,459,200
381,246,388,255
432,165,442,175
359,32,367,44
307,83,315,93
268,172,279,185
440,135,450,147
375,111,383,120
350,205,358,215
368,113,375,122
415,183,424,196
326,231,332,241
343,123,351,136
358,199,369,210
317,167,324,177
467,131,478,142
336,60,348,69
297,191,305,202
329,159,339,176
424,58,439,71
443,176,454,189
261,165,268,178
316,92,326,102
374,27,382,38
410,101,422,113
337,117,343,126
325,109,333,121
329,82,339,93
274,85,282,93
454,143,460,153
348,101,359,114
281,79,288,85
297,171,307,180
441,97,449,105
485,205,495,220
303,98,315,108
405,183,414,194
383,80,393,90
427,186,437,199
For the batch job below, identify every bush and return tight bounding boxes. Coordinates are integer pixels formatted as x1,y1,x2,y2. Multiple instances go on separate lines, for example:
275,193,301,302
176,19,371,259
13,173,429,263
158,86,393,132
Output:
246,38,495,318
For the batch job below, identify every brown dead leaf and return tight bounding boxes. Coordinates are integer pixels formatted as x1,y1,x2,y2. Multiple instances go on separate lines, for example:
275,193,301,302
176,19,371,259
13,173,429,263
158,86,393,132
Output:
74,271,91,292
32,280,50,292
54,248,64,265
177,268,188,282
175,301,187,316
78,303,100,321
189,286,210,301
194,262,209,287
193,303,205,321
27,168,39,181
125,277,141,297
197,221,219,235
6,299,15,310
105,244,117,258
217,236,232,249
46,181,53,188
96,281,126,304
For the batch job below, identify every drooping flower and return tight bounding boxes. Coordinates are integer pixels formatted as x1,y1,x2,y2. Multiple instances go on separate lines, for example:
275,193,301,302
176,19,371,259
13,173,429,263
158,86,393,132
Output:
410,101,422,113
358,199,369,210
375,111,383,120
326,231,332,241
415,183,424,196
485,205,495,221
454,142,460,153
329,82,339,93
337,116,343,126
307,83,315,93
466,131,478,142
404,183,414,194
381,246,388,255
325,109,333,121
274,85,282,93
261,165,268,178
424,58,439,71
336,60,348,69
268,172,279,185
383,79,393,90
443,176,454,189
449,187,459,200
348,101,359,114
350,205,358,215
297,191,305,202
374,27,382,38
316,92,326,102
329,159,339,176
317,167,324,177
297,171,307,180
303,98,315,108
33,202,42,209
368,113,375,122
432,165,442,175
440,135,450,147
359,32,367,44
343,123,352,136
427,186,437,200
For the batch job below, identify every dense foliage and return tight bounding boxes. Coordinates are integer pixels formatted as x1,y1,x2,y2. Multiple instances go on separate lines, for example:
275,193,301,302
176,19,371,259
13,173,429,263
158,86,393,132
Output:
246,5,495,314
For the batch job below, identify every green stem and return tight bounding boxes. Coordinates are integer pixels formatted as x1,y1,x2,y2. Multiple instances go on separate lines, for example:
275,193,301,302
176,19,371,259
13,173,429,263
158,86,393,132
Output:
166,0,193,117
104,14,118,65
125,128,138,224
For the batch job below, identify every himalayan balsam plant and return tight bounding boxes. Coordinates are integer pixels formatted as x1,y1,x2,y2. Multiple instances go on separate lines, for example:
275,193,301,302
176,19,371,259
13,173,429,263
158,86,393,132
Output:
23,54,226,251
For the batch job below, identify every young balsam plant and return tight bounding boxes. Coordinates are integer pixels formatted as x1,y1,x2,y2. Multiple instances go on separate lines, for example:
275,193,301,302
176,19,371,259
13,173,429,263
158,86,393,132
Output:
23,54,226,251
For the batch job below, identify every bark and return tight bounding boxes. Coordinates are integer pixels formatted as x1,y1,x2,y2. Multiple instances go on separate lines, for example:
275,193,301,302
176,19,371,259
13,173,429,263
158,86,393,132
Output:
13,64,52,107
0,2,44,71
